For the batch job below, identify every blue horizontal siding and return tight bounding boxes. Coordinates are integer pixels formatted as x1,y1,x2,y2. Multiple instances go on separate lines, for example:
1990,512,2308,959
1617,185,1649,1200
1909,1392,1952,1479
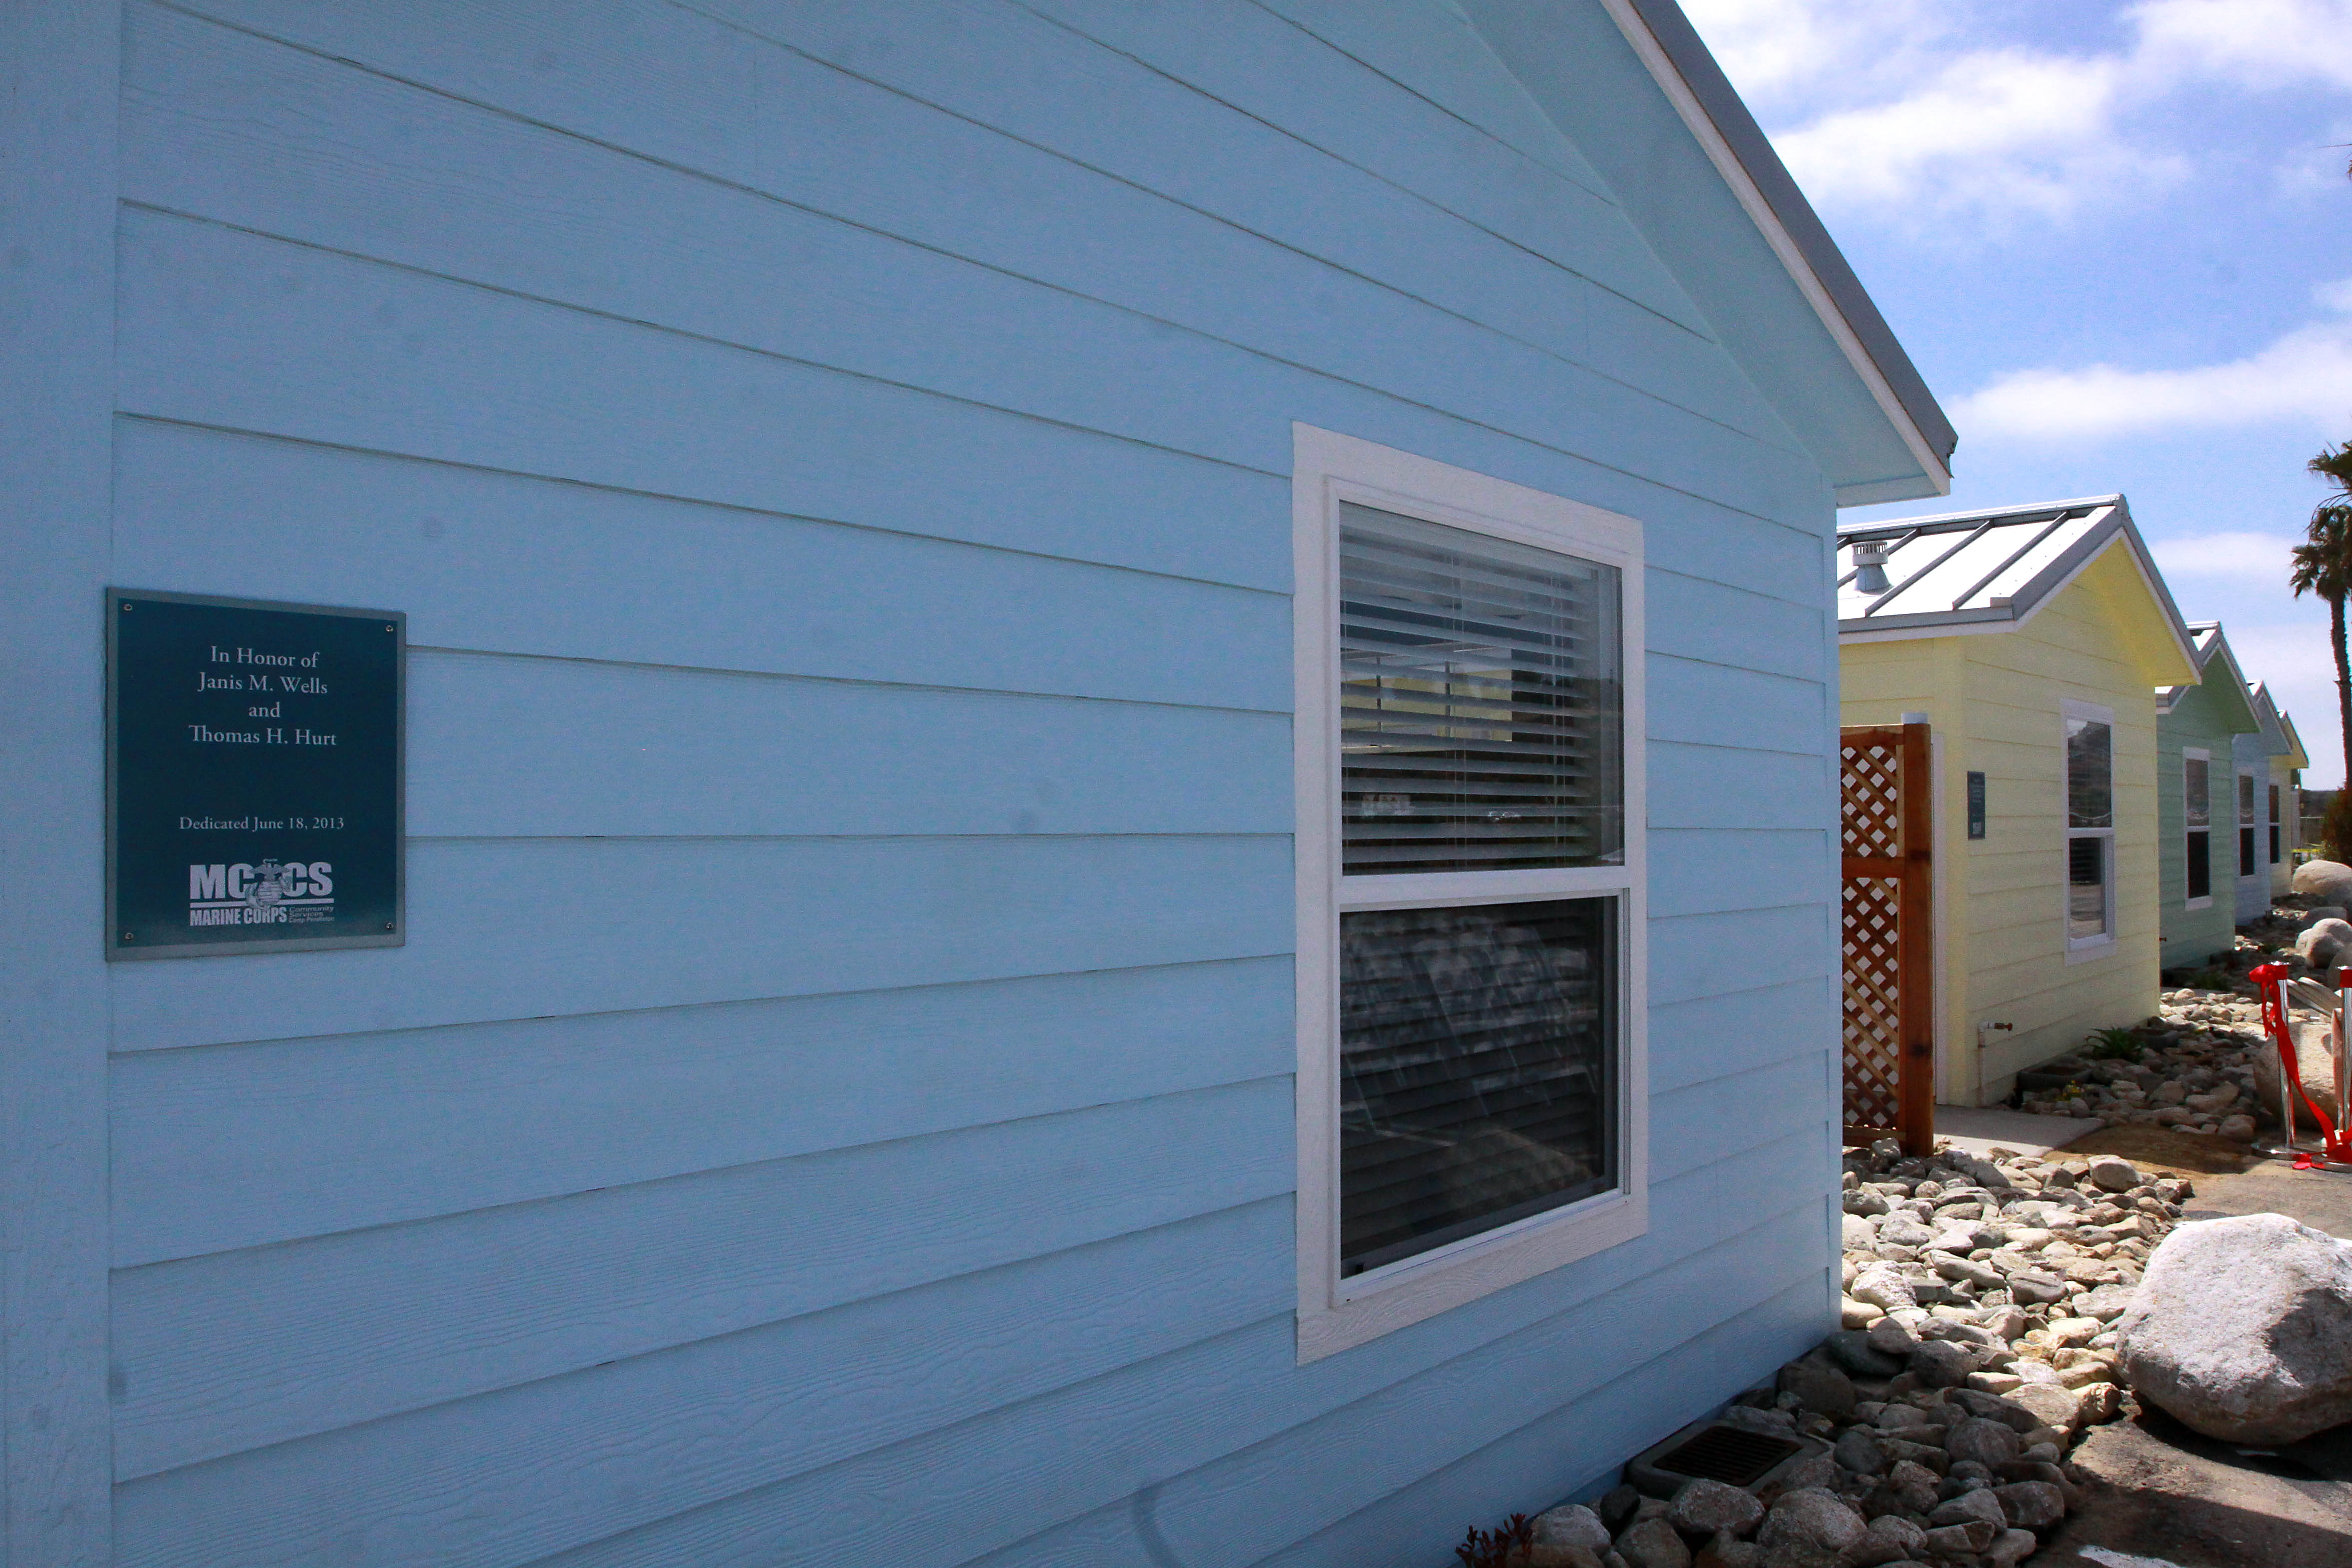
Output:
1007,0,1695,325
521,1149,1827,1568
404,650,1290,838
1647,653,1828,753
93,0,1857,1559
114,1200,1296,1568
1243,1275,1827,1568
113,1077,1293,1478
131,1,1831,526
118,211,1303,589
113,421,1292,700
966,1212,1824,1568
111,957,1294,1263
1651,830,1830,918
109,835,1291,1052
1649,976,1836,1094
1243,0,1611,192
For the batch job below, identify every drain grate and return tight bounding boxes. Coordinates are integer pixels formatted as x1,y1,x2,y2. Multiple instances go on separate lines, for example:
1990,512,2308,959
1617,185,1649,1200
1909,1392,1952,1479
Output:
1646,1424,1804,1489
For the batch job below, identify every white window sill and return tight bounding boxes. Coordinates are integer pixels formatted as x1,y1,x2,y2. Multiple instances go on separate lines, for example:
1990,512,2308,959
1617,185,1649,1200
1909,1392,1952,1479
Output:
2064,936,2117,965
2185,897,2212,911
1298,1186,1647,1363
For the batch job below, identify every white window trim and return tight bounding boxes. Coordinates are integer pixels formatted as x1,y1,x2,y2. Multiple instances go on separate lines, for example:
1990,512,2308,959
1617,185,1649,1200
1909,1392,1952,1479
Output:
2183,746,2211,911
2062,698,2116,962
1292,423,1647,1364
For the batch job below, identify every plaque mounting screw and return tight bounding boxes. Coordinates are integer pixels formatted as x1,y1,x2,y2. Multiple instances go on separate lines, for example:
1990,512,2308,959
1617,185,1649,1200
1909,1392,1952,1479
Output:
121,932,133,941
384,922,395,930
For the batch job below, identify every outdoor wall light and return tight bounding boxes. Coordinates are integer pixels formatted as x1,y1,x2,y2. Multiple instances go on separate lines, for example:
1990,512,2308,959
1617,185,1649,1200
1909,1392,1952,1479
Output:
1852,538,1893,594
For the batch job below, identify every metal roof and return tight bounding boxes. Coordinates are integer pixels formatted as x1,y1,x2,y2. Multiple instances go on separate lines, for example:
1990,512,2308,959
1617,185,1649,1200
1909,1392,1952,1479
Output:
1834,497,2192,665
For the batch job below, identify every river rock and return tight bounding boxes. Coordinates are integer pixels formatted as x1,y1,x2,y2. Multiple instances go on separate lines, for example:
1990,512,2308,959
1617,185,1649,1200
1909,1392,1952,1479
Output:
2005,1268,2067,1306
1928,1489,2007,1532
1924,1519,1996,1554
1842,1213,1877,1251
1909,1340,1973,1389
1691,1537,1755,1568
2085,1155,2140,1193
1668,1479,1762,1540
1851,1266,1919,1314
2005,1381,2083,1432
1614,1516,1691,1568
1536,1504,1614,1551
1845,1515,1927,1567
1992,1480,2065,1529
1777,1360,1857,1418
2118,1212,2352,1442
1832,1426,1887,1476
1753,1490,1862,1568
1944,1416,2021,1468
1825,1330,1903,1378
2294,859,2352,906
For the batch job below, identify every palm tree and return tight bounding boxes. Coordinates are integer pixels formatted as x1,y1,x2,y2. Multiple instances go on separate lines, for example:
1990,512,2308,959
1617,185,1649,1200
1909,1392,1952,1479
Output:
2293,441,2352,851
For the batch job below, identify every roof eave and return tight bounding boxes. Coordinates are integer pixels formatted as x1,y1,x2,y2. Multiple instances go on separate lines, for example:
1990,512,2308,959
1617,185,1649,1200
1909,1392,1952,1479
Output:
1598,0,1954,502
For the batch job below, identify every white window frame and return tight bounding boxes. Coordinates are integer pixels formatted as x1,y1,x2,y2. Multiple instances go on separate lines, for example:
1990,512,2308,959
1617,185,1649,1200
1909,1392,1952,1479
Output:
1292,423,1647,1363
2237,767,2260,882
2061,698,2116,961
2182,747,2212,911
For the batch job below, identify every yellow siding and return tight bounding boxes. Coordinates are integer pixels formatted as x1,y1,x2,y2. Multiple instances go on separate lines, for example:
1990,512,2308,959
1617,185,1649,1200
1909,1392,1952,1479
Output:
1841,545,2168,1106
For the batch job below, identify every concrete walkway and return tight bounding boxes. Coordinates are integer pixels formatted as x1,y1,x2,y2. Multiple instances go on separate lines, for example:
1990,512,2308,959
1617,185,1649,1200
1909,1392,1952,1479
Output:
1931,1104,2102,1160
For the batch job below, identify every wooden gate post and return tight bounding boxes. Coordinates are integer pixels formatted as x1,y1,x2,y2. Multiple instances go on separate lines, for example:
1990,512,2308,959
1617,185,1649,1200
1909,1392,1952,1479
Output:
1840,722,1935,1156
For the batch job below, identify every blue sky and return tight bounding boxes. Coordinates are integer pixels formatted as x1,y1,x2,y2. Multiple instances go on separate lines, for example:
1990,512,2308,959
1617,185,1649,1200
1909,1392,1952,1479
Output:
1679,0,2352,782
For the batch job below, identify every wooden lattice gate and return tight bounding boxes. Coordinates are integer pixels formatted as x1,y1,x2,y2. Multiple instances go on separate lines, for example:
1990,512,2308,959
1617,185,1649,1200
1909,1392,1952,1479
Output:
1841,723,1935,1155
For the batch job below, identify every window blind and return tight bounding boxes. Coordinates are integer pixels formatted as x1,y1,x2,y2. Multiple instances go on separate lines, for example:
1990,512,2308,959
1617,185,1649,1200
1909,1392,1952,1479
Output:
1337,899,1616,1276
1338,503,1622,876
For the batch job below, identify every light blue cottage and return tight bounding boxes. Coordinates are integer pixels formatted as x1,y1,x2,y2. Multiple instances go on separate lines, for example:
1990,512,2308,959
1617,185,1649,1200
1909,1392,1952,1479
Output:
0,3,1950,1564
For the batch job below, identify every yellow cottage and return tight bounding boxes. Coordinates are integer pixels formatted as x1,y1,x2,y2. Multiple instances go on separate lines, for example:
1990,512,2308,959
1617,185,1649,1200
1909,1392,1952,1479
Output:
1837,498,2198,1106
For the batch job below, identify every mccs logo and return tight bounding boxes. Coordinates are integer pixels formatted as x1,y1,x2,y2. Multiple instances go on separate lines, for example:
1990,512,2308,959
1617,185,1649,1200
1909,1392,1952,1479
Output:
188,859,335,927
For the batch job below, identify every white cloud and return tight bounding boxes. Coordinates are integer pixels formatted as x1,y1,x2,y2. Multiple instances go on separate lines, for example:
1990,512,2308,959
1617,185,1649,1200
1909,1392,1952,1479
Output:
1771,51,2144,218
1954,316,2352,439
1684,0,2352,219
2151,531,2301,583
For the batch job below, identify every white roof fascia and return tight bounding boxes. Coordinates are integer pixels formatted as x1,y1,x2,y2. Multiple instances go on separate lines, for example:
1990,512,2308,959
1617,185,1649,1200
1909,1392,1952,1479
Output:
2246,682,2293,757
1593,0,1951,504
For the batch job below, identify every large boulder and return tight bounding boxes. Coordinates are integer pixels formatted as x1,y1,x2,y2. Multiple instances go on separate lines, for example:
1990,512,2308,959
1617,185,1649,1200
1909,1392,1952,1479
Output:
2295,860,2352,906
2118,1212,2352,1442
2252,1016,2342,1124
2296,918,2352,975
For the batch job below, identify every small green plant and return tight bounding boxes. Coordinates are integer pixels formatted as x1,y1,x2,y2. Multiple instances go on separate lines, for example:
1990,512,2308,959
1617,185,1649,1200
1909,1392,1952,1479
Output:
2187,969,2233,992
1454,1513,1535,1568
2083,1026,2144,1061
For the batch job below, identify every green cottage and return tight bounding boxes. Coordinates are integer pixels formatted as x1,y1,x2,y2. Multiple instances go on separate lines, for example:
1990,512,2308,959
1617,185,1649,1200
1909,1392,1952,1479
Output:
2156,622,2264,971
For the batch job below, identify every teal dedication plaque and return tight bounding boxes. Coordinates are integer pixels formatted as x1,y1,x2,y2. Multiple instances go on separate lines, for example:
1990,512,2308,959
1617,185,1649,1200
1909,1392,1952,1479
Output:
107,590,404,959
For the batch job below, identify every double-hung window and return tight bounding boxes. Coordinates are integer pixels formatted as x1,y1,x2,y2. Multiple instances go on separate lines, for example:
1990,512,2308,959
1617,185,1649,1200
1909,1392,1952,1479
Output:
1293,425,1644,1361
2239,771,2258,878
2272,783,2284,866
2184,750,2211,906
2063,701,2115,955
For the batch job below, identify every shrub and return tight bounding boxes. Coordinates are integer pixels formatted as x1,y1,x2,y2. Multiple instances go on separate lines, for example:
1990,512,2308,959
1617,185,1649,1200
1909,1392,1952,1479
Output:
2083,1026,2144,1061
1455,1513,1535,1568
